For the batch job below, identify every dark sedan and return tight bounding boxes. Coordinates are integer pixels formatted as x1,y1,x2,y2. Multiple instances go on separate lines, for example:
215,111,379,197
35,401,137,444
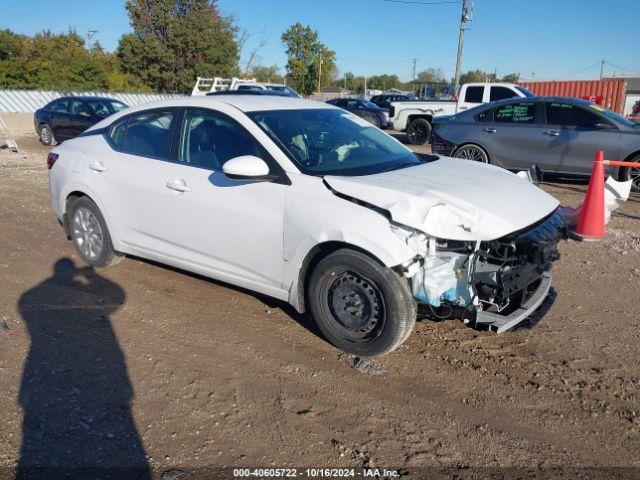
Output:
431,96,640,189
370,93,418,110
35,96,128,145
326,98,390,128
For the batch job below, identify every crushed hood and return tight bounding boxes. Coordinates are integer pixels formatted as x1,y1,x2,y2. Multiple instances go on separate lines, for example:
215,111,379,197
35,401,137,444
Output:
324,157,559,241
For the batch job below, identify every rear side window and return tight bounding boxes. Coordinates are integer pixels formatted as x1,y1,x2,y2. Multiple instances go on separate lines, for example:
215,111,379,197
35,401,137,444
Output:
48,99,69,112
179,109,267,170
108,110,174,159
464,86,484,103
494,102,536,124
545,102,601,127
70,99,91,115
490,87,518,102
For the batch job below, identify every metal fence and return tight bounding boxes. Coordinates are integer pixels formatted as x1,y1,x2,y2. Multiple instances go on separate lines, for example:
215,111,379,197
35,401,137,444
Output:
0,90,182,113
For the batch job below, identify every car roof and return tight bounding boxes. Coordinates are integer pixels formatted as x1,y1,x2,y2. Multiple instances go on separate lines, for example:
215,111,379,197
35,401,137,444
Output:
52,95,125,102
97,95,337,117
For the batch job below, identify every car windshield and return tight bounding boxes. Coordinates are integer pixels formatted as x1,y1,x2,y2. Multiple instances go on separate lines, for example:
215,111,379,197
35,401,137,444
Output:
585,102,636,127
248,108,421,176
361,100,380,109
85,99,127,117
515,86,535,98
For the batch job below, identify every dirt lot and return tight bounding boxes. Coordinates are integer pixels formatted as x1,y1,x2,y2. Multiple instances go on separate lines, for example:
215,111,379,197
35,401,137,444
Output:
1,134,639,479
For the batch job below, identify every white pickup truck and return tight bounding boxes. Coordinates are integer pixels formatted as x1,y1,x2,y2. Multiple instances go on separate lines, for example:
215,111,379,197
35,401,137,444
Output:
389,82,534,144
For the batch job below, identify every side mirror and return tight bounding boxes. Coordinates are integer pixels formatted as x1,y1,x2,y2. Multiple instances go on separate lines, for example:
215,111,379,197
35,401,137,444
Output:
223,155,273,181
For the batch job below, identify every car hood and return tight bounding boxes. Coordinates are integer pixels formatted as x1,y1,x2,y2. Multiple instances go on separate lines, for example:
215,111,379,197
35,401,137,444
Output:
324,157,559,241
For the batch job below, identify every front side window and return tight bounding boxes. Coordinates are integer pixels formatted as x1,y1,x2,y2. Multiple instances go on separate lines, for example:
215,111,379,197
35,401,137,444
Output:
179,109,266,170
464,86,484,103
248,108,420,176
110,110,173,159
494,102,536,124
490,87,518,102
545,102,604,127
70,99,92,116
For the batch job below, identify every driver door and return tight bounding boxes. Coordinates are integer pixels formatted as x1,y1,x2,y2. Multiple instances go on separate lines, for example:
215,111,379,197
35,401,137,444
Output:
163,108,287,291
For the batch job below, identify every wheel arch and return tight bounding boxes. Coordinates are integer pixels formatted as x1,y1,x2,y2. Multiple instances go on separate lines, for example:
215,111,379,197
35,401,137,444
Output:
292,241,393,314
407,113,434,124
61,187,119,248
452,141,491,163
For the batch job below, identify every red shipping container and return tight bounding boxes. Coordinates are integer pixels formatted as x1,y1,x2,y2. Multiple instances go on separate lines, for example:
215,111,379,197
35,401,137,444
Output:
517,79,626,114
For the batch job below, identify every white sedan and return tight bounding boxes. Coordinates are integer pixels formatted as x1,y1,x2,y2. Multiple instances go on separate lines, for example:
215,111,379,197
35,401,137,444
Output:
47,94,567,356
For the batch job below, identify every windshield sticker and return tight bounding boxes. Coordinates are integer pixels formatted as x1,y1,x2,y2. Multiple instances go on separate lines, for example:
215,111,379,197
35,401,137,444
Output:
589,104,605,112
342,113,373,128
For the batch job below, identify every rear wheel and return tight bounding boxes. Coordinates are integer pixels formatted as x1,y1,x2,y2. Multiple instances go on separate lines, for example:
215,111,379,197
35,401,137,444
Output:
617,154,640,191
38,124,55,146
405,118,432,145
308,249,416,357
68,197,123,268
453,144,489,163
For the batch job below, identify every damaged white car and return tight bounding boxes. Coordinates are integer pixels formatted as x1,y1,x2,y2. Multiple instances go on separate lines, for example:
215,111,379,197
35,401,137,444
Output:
48,94,567,357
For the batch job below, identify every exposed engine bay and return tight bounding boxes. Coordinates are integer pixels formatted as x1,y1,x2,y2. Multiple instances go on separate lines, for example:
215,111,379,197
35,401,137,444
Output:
405,209,568,332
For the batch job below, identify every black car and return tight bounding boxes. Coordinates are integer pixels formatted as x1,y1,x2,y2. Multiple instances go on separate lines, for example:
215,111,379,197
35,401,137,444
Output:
326,97,390,128
369,93,418,110
35,96,128,145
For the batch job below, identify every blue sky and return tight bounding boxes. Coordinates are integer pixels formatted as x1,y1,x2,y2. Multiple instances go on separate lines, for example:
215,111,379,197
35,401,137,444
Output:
3,0,640,81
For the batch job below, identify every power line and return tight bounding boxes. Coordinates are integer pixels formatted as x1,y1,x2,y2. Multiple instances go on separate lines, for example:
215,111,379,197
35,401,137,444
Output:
553,62,601,80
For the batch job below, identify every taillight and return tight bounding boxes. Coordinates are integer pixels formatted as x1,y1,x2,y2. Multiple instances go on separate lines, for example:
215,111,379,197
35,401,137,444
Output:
47,152,59,169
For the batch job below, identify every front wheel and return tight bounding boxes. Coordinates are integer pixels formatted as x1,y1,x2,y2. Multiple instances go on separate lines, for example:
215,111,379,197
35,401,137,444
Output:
308,249,416,357
405,118,432,145
617,154,640,191
453,144,489,163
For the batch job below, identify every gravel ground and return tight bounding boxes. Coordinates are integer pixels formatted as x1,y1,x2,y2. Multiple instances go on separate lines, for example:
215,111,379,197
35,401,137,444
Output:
0,134,639,479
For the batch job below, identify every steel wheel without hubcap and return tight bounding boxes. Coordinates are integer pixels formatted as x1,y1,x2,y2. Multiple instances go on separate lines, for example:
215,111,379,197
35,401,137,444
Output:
454,144,489,163
327,270,385,342
72,207,105,260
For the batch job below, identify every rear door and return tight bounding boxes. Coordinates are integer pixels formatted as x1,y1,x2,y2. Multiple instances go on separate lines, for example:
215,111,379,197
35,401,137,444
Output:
458,85,484,111
47,99,71,139
540,101,622,174
479,100,550,169
89,109,175,256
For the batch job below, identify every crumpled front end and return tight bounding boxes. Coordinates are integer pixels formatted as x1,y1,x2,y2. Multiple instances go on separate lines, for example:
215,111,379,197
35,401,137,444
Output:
402,209,568,332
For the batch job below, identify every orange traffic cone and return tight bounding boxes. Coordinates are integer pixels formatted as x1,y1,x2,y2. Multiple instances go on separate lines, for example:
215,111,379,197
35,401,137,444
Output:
572,150,607,240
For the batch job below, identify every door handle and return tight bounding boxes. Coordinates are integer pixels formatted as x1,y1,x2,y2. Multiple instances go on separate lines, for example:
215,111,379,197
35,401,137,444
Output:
482,127,497,133
166,180,191,193
543,130,560,136
89,162,107,172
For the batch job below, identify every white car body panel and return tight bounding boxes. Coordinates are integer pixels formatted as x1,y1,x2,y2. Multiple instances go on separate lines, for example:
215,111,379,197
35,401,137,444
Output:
325,157,559,241
48,94,562,316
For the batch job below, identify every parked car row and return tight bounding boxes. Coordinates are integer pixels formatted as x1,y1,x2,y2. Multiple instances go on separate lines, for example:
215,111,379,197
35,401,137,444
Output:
325,97,391,128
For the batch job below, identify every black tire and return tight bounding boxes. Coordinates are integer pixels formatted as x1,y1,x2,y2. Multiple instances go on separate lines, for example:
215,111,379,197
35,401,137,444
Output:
617,153,640,192
453,143,490,163
38,124,55,146
308,249,416,357
68,197,123,268
405,118,432,145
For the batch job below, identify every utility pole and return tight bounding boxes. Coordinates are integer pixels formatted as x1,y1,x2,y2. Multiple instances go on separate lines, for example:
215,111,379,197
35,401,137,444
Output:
317,57,323,95
600,59,605,80
453,0,471,97
364,76,367,99
412,58,417,93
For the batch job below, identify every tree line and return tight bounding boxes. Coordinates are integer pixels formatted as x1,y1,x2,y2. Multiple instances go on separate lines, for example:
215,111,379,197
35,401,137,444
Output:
0,0,518,96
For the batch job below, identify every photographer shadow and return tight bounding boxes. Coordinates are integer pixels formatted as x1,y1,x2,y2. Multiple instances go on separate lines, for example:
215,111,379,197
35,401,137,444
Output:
16,258,150,480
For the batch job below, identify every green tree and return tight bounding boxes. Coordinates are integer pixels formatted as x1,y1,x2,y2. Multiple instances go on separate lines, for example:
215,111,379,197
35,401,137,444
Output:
367,74,401,91
117,0,239,93
281,23,336,96
500,72,520,83
459,69,495,84
416,68,445,83
250,65,283,83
